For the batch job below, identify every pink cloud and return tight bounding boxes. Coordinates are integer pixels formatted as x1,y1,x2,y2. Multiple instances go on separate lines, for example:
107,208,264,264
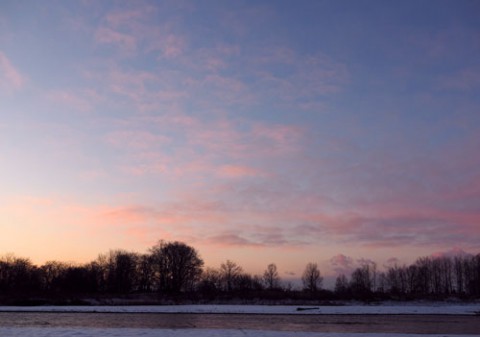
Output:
0,51,24,92
92,198,230,245
121,164,168,176
106,112,307,181
94,5,157,56
3,181,478,267
98,66,187,112
161,34,186,59
219,4,275,38
255,46,296,65
95,27,137,54
285,199,480,252
431,247,472,259
184,119,304,161
186,44,240,72
106,130,170,151
143,29,188,59
251,48,349,109
206,233,260,247
95,5,188,60
251,123,304,154
99,206,153,225
109,141,480,249
330,254,355,275
218,165,262,179
46,90,93,112
105,7,154,28
357,257,376,267
200,74,254,105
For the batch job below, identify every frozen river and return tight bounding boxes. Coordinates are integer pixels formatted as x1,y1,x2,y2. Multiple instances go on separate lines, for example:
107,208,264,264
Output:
0,312,479,334
1,305,479,336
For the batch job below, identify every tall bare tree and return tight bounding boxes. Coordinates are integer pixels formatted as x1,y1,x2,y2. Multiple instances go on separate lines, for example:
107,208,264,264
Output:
301,262,323,292
263,263,280,290
220,260,242,292
334,274,349,295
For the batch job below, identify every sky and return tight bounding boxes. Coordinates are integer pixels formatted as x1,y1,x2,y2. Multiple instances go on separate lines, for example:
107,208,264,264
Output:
1,0,479,281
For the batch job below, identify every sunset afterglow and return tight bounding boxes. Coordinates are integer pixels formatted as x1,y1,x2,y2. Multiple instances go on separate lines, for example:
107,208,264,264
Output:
1,1,479,281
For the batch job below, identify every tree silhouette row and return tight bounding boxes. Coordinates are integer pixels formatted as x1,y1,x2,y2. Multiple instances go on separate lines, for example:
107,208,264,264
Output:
0,241,479,304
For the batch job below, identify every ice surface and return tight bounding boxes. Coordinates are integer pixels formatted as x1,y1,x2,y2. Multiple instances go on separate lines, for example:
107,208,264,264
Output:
1,304,479,336
0,303,479,315
0,328,478,337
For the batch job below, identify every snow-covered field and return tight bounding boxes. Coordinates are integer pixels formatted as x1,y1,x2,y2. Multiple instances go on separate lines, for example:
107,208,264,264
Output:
0,328,478,337
0,303,479,315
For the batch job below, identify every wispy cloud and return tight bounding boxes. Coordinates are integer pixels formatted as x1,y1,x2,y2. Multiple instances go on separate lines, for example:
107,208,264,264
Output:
94,4,187,59
206,233,261,247
46,89,96,112
102,111,305,182
439,66,480,91
218,165,263,179
251,48,349,110
330,254,355,275
431,247,472,259
0,51,24,92
95,27,137,55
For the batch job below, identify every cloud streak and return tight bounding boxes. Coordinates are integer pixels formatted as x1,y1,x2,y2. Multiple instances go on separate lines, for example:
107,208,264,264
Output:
0,51,24,92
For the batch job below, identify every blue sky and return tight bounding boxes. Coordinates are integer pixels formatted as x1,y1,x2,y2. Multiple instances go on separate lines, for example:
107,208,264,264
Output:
1,0,479,278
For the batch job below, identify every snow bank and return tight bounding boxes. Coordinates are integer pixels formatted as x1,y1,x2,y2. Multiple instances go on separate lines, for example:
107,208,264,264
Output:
0,304,479,315
0,328,478,337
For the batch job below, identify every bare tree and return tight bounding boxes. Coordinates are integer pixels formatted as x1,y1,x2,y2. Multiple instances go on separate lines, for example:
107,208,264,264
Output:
105,250,138,293
351,265,374,295
301,262,323,292
220,260,242,292
198,267,222,294
150,241,204,293
41,261,67,291
263,263,280,290
334,274,349,295
0,255,40,292
136,254,155,292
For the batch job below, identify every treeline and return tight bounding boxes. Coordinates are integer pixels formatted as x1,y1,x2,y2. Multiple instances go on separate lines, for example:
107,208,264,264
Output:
0,241,479,304
336,254,480,300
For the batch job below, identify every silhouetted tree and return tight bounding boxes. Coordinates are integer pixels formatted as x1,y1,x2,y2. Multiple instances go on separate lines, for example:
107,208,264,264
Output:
0,255,40,293
220,260,243,292
467,254,480,296
136,254,155,292
350,265,373,297
150,241,204,293
40,261,67,292
301,262,323,292
334,274,349,295
198,267,222,295
235,273,257,292
61,265,91,293
414,257,432,295
454,256,465,295
263,263,280,290
105,250,138,293
84,261,105,293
